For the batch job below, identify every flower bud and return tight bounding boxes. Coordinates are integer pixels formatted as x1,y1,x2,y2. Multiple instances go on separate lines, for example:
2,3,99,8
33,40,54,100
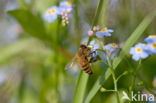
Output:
87,30,94,36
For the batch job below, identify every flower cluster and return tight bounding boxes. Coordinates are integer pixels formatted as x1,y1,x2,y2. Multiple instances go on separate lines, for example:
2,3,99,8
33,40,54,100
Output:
88,40,100,57
87,26,120,62
43,1,73,25
129,35,156,61
87,26,114,38
103,43,120,61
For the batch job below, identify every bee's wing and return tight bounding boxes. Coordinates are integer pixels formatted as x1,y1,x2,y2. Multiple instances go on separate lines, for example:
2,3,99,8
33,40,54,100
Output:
65,61,80,72
65,56,80,74
65,56,77,70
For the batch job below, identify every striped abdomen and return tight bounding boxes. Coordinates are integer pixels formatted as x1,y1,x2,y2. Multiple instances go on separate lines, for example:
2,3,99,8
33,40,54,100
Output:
80,59,93,75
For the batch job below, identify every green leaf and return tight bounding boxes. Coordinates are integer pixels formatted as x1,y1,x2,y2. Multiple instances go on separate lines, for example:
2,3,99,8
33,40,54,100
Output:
7,9,48,41
85,11,156,103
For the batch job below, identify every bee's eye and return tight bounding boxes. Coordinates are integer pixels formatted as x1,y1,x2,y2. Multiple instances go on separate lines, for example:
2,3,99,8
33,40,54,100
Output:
80,44,87,49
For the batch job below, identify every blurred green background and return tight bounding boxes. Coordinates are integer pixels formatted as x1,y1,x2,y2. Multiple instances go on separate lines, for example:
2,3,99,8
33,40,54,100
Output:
0,0,156,103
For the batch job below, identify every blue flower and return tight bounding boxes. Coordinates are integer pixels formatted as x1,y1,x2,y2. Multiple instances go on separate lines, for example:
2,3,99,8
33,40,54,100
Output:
104,43,119,52
145,42,156,54
103,43,120,59
88,40,100,57
129,43,149,61
96,27,113,38
43,6,60,22
89,40,100,50
59,1,73,13
144,35,156,43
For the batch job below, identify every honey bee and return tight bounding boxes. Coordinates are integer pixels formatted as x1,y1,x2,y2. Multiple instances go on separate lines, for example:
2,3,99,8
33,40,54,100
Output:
66,44,96,75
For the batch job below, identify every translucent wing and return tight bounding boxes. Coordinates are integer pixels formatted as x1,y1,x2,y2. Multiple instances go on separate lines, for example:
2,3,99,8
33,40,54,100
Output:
65,61,80,72
65,56,80,75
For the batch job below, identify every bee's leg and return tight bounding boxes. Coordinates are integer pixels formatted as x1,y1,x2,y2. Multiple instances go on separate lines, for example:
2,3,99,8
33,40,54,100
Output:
89,51,96,56
89,55,101,63
89,56,97,63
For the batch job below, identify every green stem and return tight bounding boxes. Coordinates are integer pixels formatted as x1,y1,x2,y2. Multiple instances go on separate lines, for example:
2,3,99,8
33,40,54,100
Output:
87,0,104,44
52,19,62,102
73,0,79,27
72,0,89,102
110,68,120,103
73,0,104,103
107,56,120,103
130,60,142,91
116,71,128,82
92,0,104,26
73,71,89,103
102,90,116,92
56,19,61,45
73,0,82,45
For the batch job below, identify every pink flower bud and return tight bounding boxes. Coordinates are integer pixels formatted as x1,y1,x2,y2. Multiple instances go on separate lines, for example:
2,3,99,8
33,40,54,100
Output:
87,30,94,36
93,25,101,31
67,8,73,13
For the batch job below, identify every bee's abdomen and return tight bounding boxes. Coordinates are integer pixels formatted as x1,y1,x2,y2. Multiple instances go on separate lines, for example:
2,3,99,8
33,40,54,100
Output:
81,62,93,75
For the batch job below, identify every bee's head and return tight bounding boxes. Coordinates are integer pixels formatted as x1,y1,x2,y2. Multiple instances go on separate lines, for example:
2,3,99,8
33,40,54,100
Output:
80,44,87,49
80,44,91,56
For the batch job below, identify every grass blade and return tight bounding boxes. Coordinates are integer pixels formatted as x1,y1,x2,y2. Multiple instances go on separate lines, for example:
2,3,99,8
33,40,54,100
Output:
73,71,89,103
73,0,104,103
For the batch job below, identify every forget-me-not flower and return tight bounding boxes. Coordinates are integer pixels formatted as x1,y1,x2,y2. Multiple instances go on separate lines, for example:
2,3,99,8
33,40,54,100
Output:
88,40,100,57
96,27,113,38
59,1,73,13
144,35,156,43
103,43,120,59
129,43,149,61
89,40,100,50
43,6,61,22
104,43,119,52
145,42,156,54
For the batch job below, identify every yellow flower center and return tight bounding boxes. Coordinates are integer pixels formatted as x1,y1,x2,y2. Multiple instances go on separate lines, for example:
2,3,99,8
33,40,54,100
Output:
101,29,107,32
88,45,93,49
149,35,156,38
111,43,117,47
152,43,156,48
136,48,142,53
48,9,56,14
67,2,72,6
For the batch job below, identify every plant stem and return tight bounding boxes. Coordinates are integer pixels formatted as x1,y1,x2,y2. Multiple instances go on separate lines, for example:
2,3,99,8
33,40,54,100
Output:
111,69,120,103
73,0,82,45
102,90,116,92
72,0,90,102
130,60,142,91
116,71,128,82
87,0,104,45
73,71,89,103
107,56,120,103
73,0,104,103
